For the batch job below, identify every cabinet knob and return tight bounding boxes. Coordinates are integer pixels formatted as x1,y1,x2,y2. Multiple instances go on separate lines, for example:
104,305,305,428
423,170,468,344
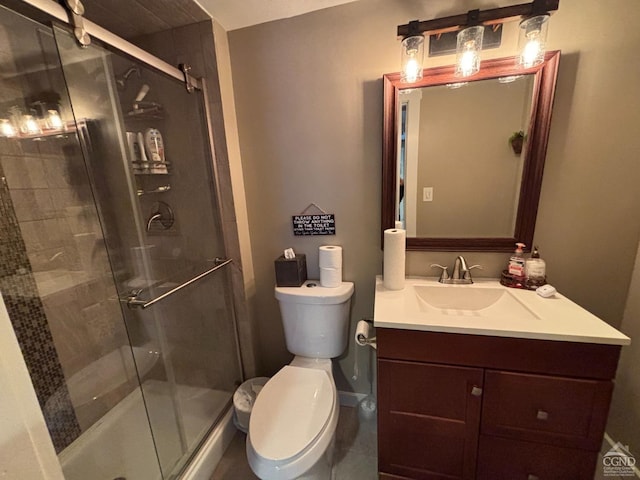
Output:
536,409,549,421
527,475,540,480
471,386,483,397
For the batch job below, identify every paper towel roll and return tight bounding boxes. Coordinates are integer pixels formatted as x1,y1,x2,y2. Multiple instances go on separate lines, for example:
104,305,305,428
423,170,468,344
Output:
319,245,342,268
355,320,370,347
383,228,406,290
320,266,341,287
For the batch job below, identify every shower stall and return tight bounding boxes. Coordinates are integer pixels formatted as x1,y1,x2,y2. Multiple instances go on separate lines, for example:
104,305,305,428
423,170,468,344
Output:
0,3,242,479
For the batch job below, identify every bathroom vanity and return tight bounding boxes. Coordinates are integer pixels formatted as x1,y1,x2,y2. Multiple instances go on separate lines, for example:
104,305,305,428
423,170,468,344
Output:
374,276,630,480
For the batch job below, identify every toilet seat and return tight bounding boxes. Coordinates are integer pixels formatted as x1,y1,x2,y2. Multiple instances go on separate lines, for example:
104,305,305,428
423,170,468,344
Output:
250,365,334,461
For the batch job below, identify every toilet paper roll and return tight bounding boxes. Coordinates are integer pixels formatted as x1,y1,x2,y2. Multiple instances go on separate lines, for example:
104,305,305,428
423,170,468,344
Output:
319,245,342,268
320,266,342,288
383,228,406,290
355,320,371,347
395,221,404,229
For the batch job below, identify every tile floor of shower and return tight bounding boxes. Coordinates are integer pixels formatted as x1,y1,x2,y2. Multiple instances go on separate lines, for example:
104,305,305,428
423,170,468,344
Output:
210,405,624,480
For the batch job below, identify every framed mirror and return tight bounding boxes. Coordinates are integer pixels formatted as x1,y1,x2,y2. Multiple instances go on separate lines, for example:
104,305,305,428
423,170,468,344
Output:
382,51,560,251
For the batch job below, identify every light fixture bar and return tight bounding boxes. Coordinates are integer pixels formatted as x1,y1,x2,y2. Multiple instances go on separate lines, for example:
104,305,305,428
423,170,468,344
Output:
397,0,558,37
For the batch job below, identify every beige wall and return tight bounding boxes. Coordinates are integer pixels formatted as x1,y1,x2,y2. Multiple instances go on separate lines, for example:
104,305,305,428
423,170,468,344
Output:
228,0,640,395
607,242,640,458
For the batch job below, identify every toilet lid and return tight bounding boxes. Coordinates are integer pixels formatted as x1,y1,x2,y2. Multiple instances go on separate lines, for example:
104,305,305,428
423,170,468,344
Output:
249,366,334,461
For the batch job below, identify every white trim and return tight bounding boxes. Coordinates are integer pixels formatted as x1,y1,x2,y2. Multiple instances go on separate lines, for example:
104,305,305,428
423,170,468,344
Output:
400,89,422,237
179,408,236,480
603,432,640,478
0,294,65,480
17,0,200,87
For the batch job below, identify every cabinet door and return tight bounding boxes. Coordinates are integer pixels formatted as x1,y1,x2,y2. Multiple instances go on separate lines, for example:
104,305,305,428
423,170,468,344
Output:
378,360,483,480
482,370,613,450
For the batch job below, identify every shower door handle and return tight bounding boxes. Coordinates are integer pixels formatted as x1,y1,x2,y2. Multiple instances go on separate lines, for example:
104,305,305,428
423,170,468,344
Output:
124,257,232,309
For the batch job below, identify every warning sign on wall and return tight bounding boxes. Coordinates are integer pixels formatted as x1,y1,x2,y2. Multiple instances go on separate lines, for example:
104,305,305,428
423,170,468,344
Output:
292,214,336,236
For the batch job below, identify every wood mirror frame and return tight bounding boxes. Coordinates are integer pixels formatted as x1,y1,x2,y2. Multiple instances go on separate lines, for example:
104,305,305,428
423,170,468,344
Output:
382,51,560,251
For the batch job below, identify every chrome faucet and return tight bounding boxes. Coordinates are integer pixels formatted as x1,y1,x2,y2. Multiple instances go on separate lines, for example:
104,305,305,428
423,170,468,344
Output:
430,256,482,284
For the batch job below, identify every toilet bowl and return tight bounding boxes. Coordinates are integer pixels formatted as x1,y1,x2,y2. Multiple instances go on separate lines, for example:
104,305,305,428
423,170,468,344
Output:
246,357,338,480
246,281,354,480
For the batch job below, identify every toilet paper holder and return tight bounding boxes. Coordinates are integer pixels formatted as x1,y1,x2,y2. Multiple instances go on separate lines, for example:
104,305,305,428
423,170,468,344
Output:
355,318,376,349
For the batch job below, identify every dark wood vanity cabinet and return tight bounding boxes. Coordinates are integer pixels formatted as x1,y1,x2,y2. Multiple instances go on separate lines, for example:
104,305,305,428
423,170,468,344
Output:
377,329,621,480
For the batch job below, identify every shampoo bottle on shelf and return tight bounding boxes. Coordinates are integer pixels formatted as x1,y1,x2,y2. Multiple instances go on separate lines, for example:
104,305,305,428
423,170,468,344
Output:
525,245,547,289
144,128,168,173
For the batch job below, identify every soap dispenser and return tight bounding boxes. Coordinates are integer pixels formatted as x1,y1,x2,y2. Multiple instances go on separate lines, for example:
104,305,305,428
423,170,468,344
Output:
508,242,526,279
525,245,547,289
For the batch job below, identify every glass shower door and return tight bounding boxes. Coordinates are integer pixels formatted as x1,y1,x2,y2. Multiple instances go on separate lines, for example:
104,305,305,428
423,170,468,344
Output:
54,24,242,478
0,5,162,480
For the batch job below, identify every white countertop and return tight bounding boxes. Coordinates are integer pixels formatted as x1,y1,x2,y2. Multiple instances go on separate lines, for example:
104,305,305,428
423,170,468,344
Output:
374,276,630,346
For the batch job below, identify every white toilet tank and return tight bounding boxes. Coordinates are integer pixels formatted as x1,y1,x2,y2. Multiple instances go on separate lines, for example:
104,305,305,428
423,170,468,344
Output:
275,280,354,358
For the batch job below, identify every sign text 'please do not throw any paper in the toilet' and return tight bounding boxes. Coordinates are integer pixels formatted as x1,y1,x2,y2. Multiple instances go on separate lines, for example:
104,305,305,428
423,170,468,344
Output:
292,214,336,236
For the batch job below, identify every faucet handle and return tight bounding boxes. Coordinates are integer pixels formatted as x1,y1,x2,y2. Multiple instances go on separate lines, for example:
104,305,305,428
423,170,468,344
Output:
462,264,483,281
430,264,450,281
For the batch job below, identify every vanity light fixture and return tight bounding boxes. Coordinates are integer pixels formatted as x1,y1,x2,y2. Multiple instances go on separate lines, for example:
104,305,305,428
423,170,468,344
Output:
397,0,558,83
400,21,425,83
46,109,63,130
518,14,550,68
455,12,484,78
21,115,41,135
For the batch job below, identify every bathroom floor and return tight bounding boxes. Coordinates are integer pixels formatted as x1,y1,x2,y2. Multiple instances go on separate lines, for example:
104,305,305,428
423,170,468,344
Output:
210,405,377,479
211,407,620,480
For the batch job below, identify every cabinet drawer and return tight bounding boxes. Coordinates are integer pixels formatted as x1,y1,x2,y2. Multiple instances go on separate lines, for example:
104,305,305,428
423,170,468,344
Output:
482,370,613,450
379,359,483,418
477,435,598,480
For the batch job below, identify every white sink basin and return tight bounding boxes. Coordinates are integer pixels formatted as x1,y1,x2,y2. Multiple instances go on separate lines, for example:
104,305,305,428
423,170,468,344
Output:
414,285,538,320
373,276,630,345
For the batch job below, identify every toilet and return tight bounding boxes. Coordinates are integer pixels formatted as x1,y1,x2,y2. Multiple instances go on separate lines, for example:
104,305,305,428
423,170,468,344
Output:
246,280,354,480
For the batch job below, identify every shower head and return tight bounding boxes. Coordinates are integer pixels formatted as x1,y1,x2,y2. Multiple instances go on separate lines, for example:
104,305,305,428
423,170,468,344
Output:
115,65,141,90
134,84,150,103
128,84,163,117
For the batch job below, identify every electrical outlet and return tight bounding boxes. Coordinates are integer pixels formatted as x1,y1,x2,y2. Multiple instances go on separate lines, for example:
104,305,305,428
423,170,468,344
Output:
423,187,433,202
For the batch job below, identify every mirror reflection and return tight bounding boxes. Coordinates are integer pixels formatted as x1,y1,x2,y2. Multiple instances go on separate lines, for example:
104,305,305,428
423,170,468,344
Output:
382,52,561,251
398,75,534,238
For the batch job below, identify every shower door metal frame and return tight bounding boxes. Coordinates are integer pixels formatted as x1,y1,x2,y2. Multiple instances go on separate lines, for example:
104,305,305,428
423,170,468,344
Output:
10,0,200,88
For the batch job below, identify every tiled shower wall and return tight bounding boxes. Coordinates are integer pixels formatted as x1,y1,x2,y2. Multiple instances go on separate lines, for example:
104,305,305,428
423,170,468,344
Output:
0,132,135,445
0,137,81,452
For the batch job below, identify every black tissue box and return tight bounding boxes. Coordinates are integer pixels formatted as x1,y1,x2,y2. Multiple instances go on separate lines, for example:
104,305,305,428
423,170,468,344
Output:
274,254,307,287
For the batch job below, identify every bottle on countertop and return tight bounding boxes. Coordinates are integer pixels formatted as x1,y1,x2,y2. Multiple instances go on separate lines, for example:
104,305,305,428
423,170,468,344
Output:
525,245,547,289
508,242,526,279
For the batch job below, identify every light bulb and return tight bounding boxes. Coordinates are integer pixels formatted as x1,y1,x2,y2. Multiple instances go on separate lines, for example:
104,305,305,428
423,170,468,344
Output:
21,115,41,135
404,57,421,83
521,39,541,68
459,49,479,77
0,119,16,137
